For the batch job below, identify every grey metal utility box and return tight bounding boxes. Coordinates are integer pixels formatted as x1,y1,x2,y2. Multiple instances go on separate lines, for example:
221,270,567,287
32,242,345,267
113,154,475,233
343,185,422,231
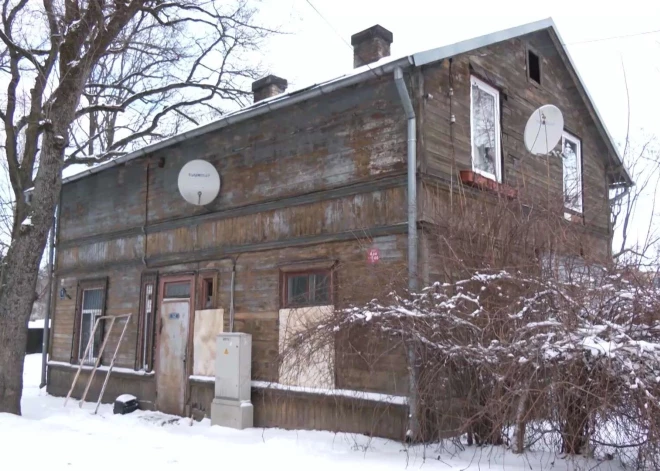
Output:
211,332,253,429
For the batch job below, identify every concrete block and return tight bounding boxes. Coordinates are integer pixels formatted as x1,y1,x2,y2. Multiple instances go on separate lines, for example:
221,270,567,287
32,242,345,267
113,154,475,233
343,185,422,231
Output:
211,398,253,429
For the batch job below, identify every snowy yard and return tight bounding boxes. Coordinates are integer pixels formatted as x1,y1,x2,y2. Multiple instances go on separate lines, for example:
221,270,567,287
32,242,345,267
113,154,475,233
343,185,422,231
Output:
0,354,624,471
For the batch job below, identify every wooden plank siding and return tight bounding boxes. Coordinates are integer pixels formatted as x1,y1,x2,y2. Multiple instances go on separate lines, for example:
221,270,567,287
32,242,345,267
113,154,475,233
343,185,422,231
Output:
57,187,406,272
50,76,413,422
420,30,612,244
58,76,407,243
52,235,410,387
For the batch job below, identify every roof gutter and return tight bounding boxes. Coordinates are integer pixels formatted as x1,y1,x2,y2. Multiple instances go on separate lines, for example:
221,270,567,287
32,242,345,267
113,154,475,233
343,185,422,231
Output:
39,55,414,191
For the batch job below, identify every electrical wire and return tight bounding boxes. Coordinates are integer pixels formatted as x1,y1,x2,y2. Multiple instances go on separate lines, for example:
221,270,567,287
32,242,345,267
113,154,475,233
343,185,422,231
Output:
565,28,660,47
304,0,383,80
305,1,659,53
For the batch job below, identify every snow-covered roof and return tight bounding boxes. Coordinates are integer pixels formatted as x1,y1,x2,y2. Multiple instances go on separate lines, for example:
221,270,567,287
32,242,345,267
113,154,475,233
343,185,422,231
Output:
58,17,632,188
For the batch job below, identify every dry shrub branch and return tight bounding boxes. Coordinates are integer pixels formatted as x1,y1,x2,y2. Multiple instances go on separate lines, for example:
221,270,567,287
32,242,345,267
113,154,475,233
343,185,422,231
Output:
281,187,660,469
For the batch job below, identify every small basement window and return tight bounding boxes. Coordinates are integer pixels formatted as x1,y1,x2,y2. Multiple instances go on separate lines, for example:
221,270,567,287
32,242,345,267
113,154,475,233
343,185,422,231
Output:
283,271,331,308
527,49,541,84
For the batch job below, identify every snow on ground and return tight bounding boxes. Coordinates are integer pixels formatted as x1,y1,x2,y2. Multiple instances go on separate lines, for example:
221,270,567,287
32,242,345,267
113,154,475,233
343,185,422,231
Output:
0,354,623,471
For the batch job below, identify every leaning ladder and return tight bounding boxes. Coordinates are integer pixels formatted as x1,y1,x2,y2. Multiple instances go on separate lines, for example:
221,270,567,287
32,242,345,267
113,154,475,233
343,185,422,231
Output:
64,313,132,414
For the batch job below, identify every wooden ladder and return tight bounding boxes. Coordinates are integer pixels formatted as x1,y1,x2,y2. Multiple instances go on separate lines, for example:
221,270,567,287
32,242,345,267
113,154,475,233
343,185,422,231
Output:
64,313,132,414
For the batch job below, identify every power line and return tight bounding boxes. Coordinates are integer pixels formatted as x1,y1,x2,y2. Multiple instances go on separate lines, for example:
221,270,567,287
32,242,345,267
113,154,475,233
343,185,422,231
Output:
304,0,381,79
304,0,660,53
305,0,352,51
565,28,660,47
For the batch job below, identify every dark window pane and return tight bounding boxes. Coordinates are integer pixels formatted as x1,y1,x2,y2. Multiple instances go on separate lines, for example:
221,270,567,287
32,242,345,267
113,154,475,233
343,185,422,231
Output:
165,281,191,298
93,318,103,358
287,275,309,306
312,274,330,303
528,50,541,84
204,278,213,308
286,272,331,306
80,313,92,359
82,288,103,310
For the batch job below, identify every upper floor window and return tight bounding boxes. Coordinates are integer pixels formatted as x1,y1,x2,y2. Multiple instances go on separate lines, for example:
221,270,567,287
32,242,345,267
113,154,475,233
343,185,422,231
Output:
527,49,541,85
283,271,331,308
562,131,583,213
470,76,502,182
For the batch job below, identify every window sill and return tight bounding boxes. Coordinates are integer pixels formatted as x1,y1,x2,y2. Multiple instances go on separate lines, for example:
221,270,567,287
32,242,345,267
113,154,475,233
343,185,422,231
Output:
459,170,518,199
48,361,155,377
282,304,333,310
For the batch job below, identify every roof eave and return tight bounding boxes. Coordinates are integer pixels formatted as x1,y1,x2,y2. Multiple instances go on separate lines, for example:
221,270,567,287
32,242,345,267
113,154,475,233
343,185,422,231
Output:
47,55,414,190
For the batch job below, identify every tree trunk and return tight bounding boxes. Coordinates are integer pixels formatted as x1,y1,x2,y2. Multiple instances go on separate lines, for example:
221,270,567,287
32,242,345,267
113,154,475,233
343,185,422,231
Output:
0,310,28,414
0,230,48,414
0,128,67,414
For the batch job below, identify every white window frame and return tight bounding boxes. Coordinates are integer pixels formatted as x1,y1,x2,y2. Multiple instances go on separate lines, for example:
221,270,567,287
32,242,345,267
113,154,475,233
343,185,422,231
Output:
470,75,502,183
79,288,104,364
562,131,583,213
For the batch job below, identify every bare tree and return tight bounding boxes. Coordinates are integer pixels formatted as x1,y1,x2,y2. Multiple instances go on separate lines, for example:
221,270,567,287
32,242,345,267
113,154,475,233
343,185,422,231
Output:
611,138,660,264
0,0,274,414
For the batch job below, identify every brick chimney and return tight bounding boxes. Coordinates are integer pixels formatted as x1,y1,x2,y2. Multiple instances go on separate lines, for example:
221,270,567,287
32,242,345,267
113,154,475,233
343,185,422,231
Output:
350,25,393,68
252,75,288,103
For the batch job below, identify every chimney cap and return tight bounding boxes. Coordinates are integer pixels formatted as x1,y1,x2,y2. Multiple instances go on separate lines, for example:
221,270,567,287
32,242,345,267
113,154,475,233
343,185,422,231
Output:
351,25,393,47
252,74,288,92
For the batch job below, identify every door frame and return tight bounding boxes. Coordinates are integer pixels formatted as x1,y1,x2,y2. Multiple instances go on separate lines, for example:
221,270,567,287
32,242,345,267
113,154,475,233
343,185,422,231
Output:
155,273,196,416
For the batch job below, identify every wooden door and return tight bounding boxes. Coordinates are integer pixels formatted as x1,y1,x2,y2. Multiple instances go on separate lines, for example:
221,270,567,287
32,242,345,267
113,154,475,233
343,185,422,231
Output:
156,276,193,416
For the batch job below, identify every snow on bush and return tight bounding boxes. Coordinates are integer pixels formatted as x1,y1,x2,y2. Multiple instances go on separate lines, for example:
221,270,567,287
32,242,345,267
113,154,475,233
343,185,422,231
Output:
281,268,660,469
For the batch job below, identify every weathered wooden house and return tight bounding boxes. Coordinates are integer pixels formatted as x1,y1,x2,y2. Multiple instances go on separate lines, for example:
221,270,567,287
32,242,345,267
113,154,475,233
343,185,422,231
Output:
44,18,632,439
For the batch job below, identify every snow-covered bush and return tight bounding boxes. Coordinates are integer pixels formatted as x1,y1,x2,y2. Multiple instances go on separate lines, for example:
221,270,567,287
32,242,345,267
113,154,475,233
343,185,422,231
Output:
281,267,660,468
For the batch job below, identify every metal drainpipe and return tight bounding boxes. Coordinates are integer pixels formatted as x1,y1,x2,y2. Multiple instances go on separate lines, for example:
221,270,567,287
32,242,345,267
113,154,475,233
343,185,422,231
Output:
394,66,419,440
40,188,61,388
229,259,236,333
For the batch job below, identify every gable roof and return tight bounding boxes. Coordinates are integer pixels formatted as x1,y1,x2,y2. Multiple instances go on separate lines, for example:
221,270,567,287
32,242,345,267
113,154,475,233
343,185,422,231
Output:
59,17,632,188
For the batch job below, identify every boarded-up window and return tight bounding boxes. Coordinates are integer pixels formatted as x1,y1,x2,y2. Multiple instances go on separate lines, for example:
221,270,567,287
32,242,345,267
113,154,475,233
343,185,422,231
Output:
562,131,583,213
71,278,107,364
470,75,501,182
192,308,224,377
136,272,157,371
279,305,335,389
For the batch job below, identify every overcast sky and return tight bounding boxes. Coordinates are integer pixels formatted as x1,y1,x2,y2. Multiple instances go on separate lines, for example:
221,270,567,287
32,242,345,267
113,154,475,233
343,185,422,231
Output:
254,0,660,255
258,0,659,144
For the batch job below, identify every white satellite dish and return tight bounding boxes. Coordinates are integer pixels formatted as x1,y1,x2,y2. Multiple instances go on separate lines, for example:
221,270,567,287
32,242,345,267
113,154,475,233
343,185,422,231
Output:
523,104,564,156
177,159,221,206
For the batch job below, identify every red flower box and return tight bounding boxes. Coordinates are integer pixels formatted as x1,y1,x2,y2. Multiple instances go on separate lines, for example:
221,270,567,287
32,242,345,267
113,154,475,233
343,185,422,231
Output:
459,170,518,199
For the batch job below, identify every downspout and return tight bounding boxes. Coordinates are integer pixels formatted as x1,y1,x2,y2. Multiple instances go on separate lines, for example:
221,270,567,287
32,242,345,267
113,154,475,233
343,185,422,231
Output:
40,188,61,388
394,66,419,440
229,258,236,333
